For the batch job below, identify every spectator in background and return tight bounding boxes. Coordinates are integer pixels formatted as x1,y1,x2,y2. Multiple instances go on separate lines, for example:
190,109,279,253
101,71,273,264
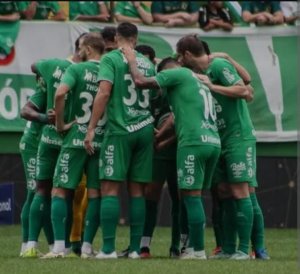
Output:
114,1,153,25
22,1,66,20
69,1,110,22
101,26,118,53
241,1,284,25
0,1,28,60
151,1,199,27
280,1,300,25
199,1,233,31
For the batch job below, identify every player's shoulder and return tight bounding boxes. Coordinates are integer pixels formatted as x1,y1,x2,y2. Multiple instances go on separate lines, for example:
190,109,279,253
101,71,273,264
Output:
210,57,232,70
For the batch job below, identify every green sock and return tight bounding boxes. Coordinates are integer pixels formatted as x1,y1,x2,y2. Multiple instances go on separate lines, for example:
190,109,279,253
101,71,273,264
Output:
184,196,205,251
170,200,180,250
83,197,100,244
65,197,73,248
51,196,66,241
42,197,54,245
180,199,189,235
167,179,180,251
222,198,237,254
101,196,119,254
235,197,254,254
250,193,265,250
129,197,145,253
142,200,157,238
28,194,46,241
21,191,35,242
212,198,224,248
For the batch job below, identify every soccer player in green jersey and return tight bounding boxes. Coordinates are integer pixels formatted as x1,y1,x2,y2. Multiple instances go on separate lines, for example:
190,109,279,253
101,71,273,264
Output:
84,22,156,259
19,78,54,256
22,34,86,258
121,46,221,259
42,33,105,259
176,35,267,260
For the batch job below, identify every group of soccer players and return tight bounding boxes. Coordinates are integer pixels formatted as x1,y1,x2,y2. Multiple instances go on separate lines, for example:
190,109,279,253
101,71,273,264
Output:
18,22,270,260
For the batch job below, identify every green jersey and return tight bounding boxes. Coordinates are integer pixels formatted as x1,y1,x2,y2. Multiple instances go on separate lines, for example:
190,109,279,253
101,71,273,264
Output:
98,49,156,135
155,67,220,148
35,58,73,146
151,1,199,14
31,1,61,20
206,58,256,145
114,1,150,18
0,1,27,15
69,1,104,20
60,60,105,150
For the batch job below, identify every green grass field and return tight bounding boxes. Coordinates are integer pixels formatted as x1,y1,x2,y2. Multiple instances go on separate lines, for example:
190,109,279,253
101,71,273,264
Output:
0,226,298,274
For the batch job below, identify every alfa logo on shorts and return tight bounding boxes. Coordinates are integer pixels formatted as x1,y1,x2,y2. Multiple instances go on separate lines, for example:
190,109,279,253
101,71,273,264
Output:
184,175,195,186
28,179,36,190
105,166,114,177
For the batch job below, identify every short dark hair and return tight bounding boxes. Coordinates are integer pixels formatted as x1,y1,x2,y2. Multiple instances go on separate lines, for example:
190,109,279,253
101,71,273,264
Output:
157,57,179,72
81,33,105,55
75,32,88,52
101,26,116,42
176,34,207,57
135,45,156,63
201,40,211,55
117,22,138,39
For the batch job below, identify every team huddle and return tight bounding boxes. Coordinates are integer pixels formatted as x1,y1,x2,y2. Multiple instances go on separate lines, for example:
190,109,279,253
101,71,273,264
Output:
19,22,269,260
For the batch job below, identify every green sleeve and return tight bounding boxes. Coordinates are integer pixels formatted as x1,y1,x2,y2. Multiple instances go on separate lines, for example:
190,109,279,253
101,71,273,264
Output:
212,59,242,87
241,2,252,12
61,65,77,89
188,1,199,13
270,2,281,13
114,2,124,15
48,1,61,14
151,1,163,14
29,83,47,111
17,1,29,12
155,69,180,89
98,55,115,83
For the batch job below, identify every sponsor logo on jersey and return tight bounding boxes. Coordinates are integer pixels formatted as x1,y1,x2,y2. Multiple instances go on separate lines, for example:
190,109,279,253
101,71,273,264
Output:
53,66,63,80
201,120,218,131
246,146,254,178
104,145,114,177
41,135,62,146
201,135,221,145
184,155,195,186
84,69,98,83
27,158,36,180
128,107,150,117
126,116,154,133
222,67,235,84
59,153,70,184
28,179,36,190
230,162,246,178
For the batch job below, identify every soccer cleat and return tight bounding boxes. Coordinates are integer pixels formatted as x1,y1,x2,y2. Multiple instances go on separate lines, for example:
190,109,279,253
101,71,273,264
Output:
254,249,270,260
81,250,97,259
180,248,207,260
128,251,140,259
41,251,65,259
95,251,118,259
22,247,44,258
140,247,151,259
229,250,250,260
169,247,180,258
117,247,130,258
211,246,222,256
209,251,231,260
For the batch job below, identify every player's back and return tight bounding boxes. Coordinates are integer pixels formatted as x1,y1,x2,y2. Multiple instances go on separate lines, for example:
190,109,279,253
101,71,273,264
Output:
98,49,156,135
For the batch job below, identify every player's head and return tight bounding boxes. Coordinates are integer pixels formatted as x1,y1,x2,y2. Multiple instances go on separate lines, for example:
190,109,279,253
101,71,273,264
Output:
116,22,138,47
101,26,118,53
176,34,210,71
157,57,180,72
74,32,88,62
78,32,105,61
135,45,156,65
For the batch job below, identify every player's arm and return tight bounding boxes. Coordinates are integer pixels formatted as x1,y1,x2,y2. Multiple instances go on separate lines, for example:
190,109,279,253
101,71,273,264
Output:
156,133,176,151
21,101,49,123
155,114,175,141
54,84,73,132
84,81,111,155
197,74,249,99
122,47,159,89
